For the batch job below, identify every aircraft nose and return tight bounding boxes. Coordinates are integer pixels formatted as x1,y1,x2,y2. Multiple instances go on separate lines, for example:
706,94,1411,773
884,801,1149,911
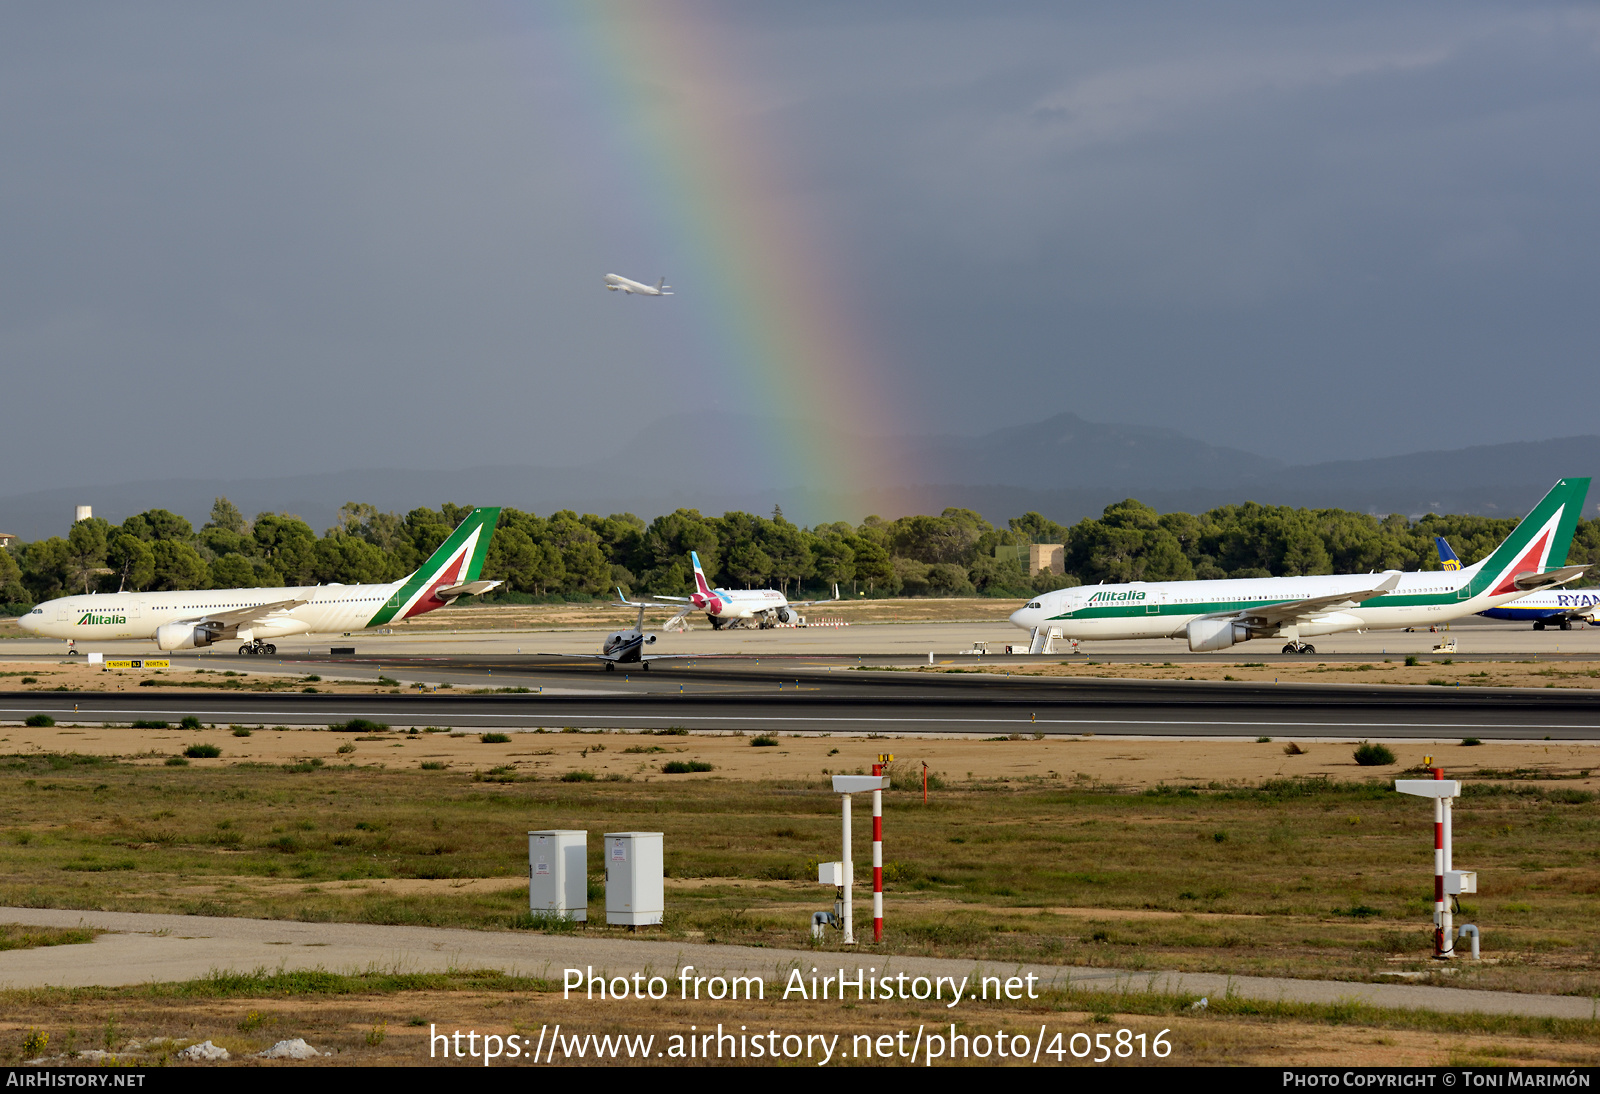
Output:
1009,605,1034,630
16,609,35,633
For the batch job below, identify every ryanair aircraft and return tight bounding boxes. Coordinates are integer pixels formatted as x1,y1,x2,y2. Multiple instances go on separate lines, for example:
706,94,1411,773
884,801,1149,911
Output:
18,508,501,655
1009,479,1589,654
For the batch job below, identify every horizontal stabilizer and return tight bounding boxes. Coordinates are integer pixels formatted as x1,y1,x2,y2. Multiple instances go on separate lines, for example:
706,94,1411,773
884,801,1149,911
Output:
1513,565,1589,591
434,580,502,601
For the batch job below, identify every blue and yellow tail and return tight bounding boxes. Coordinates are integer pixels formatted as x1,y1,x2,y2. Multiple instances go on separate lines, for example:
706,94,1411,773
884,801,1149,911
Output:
1434,537,1462,571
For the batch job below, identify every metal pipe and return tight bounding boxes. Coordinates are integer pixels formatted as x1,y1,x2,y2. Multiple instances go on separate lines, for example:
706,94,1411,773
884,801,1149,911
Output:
1458,923,1480,960
842,793,854,945
1442,793,1455,958
1433,766,1451,958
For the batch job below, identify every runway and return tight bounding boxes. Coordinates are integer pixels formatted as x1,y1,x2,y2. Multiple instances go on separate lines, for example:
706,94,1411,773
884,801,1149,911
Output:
6,656,1600,739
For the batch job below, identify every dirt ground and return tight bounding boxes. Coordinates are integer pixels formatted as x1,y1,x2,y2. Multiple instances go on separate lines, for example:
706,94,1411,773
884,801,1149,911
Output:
0,718,1591,787
0,661,443,696
3,986,1596,1067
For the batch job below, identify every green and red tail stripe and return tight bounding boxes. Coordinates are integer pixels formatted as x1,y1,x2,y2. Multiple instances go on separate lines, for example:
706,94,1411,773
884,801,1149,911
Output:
1467,478,1589,598
368,507,500,626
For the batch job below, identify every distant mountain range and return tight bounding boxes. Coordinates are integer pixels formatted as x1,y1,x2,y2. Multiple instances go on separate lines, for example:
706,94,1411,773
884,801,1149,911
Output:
2,412,1597,540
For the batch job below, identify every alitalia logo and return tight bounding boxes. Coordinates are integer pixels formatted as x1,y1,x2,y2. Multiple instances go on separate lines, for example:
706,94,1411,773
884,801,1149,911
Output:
1088,590,1145,603
77,613,127,626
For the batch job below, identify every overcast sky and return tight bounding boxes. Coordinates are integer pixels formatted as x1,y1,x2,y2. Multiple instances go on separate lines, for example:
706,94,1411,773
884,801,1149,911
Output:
3,2,1598,494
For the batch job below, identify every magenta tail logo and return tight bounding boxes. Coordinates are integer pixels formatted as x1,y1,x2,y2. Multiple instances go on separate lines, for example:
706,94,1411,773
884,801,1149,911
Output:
690,552,718,612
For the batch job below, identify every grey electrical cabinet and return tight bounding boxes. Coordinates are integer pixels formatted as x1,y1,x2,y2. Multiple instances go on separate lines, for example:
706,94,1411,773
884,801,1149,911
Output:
604,831,664,926
528,830,588,921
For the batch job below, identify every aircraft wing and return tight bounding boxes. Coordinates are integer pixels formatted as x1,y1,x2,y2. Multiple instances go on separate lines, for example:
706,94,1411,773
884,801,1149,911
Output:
187,599,310,628
792,584,842,607
1512,565,1589,591
1232,571,1403,627
615,590,693,630
615,589,693,611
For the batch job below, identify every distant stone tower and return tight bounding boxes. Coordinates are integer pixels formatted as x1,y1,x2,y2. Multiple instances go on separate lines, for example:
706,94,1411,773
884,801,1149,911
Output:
74,505,92,523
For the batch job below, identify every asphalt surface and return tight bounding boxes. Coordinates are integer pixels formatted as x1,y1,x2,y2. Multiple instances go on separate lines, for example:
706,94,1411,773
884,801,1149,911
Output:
1,907,1591,1019
5,654,1600,738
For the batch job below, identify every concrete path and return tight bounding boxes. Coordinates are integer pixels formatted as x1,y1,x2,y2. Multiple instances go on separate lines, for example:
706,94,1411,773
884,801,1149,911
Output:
2,907,1595,1020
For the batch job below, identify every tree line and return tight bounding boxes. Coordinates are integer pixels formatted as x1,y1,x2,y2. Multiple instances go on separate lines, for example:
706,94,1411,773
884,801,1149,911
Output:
4,495,1598,614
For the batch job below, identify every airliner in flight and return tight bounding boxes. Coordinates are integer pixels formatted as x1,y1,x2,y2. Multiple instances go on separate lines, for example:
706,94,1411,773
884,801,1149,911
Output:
603,274,673,296
650,551,838,630
17,509,502,654
1009,479,1590,654
1435,535,1599,630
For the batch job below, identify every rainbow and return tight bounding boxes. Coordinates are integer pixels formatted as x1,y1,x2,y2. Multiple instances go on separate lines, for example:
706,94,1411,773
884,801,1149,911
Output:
534,4,910,511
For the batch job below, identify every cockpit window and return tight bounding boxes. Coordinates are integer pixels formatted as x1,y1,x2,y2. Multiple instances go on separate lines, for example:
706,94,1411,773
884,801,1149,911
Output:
1027,602,1041,609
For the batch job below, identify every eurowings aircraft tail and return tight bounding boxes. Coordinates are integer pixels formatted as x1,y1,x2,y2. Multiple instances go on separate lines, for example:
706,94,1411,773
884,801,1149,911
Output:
1434,537,1462,571
690,550,715,599
1462,479,1590,597
370,507,502,624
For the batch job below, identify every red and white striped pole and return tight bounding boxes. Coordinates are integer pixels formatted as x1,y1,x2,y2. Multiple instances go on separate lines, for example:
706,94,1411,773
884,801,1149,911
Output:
871,753,892,943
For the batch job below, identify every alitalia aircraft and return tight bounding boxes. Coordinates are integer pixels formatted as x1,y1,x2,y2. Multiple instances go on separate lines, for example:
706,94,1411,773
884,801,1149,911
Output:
603,273,672,296
17,508,502,655
649,551,838,630
1009,479,1590,654
1435,536,1600,630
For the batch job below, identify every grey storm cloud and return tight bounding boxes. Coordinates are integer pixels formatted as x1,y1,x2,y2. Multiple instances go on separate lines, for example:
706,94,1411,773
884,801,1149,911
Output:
2,2,1598,497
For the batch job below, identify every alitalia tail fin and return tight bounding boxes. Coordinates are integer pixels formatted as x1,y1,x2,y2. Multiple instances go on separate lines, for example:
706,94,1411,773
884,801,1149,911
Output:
1468,479,1590,598
369,507,502,624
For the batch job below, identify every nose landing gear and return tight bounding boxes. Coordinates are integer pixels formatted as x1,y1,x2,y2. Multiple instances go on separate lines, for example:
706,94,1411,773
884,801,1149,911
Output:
237,642,277,656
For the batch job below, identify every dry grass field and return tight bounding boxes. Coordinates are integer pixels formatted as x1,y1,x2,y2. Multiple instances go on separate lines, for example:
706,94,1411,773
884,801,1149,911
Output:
0,731,1596,996
2,727,1599,1066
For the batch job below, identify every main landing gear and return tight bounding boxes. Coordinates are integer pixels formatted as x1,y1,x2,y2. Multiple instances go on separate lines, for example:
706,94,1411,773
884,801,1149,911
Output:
1281,642,1316,655
237,642,277,656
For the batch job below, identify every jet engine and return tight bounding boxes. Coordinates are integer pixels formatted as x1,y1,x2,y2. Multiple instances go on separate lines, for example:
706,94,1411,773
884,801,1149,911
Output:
156,623,218,650
1186,617,1250,652
776,608,791,624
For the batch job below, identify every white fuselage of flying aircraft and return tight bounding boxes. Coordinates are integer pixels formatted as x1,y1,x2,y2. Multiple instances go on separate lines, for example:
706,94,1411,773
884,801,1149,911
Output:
603,273,672,296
